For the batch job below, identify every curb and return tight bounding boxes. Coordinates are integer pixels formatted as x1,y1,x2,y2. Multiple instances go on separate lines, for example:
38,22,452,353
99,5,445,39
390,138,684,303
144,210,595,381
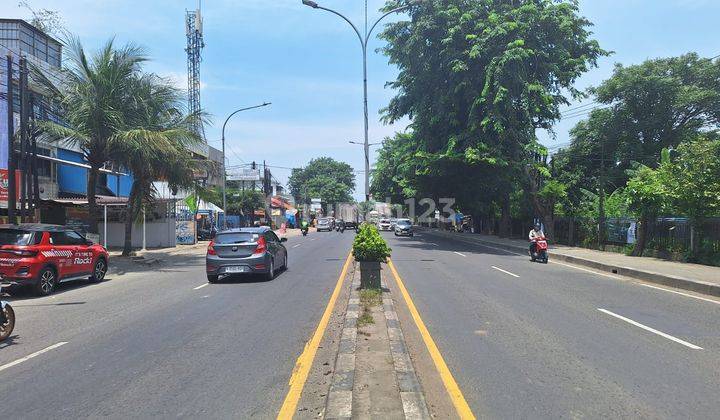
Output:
422,228,720,298
381,275,431,420
324,269,359,420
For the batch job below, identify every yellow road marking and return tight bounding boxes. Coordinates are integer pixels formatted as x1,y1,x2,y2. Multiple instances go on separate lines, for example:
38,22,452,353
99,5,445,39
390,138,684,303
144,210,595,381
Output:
277,252,353,420
388,258,476,420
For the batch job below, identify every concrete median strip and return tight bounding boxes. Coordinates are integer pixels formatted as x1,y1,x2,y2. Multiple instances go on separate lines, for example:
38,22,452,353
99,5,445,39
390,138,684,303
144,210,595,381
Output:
322,263,431,420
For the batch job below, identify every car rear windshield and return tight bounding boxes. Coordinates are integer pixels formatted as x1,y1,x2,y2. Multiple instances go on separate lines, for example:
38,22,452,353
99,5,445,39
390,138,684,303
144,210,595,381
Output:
0,229,37,246
214,233,257,244
318,219,330,223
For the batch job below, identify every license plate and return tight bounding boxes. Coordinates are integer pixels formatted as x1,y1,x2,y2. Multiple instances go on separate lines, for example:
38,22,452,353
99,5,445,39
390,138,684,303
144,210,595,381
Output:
224,266,248,273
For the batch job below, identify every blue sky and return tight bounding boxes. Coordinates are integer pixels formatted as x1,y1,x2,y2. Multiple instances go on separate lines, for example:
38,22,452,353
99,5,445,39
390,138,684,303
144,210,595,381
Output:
3,0,720,200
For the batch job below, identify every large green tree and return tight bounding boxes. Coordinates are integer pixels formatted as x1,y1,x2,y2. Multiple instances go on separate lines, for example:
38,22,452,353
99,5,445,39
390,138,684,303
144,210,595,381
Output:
288,157,356,209
111,74,202,256
36,37,147,233
379,0,606,237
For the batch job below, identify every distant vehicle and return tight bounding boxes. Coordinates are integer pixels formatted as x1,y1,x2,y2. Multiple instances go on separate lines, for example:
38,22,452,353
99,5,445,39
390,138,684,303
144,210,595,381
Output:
378,218,392,231
206,227,288,282
529,236,549,264
0,224,109,296
343,220,359,231
394,219,414,237
317,218,333,232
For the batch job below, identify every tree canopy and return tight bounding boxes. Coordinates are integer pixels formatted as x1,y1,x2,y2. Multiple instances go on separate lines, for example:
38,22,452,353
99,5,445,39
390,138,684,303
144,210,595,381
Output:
288,157,356,207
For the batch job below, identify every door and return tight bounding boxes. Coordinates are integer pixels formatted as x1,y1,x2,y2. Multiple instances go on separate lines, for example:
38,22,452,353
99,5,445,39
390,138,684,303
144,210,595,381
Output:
48,231,89,278
266,231,285,267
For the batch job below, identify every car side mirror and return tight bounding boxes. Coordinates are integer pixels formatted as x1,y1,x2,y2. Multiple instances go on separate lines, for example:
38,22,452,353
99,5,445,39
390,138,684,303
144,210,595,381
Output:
280,237,287,242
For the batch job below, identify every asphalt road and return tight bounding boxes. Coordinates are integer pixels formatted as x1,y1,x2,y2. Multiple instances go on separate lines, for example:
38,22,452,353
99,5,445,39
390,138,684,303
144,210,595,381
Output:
0,230,354,419
386,229,720,419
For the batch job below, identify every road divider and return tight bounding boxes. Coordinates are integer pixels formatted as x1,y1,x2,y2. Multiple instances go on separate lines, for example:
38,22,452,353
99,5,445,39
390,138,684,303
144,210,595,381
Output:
388,259,476,420
491,266,520,278
0,342,68,373
597,309,703,350
277,252,353,419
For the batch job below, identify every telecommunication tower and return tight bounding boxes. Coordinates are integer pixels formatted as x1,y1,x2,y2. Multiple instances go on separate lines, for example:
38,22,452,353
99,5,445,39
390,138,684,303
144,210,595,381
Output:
185,1,205,140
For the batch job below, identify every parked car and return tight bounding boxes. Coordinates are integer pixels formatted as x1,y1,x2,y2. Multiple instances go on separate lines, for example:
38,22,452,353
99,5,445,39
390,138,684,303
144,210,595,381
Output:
390,218,398,229
206,227,288,282
317,218,333,232
378,218,393,231
0,224,109,296
394,219,414,237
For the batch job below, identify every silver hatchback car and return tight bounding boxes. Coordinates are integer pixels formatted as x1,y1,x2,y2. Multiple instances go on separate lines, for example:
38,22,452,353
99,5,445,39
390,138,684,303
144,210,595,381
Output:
206,227,288,282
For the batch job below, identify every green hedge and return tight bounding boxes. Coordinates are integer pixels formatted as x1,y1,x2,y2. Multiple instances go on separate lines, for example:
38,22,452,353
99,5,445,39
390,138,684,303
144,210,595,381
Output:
352,223,392,262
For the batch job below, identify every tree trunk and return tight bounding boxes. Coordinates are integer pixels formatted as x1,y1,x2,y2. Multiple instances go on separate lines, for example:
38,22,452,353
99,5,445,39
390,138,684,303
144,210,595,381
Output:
122,203,134,256
498,193,511,238
87,164,101,234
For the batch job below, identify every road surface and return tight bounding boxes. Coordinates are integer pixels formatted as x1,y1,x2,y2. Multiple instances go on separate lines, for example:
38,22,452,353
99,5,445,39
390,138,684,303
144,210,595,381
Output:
386,229,720,419
0,231,353,418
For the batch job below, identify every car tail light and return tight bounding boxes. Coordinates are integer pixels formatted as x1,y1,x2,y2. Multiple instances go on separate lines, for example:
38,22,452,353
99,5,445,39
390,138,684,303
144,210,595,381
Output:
253,236,267,255
207,241,216,255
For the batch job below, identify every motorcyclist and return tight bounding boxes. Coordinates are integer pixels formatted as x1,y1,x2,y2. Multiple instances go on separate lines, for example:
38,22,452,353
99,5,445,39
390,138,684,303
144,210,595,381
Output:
337,219,345,233
301,220,309,233
528,223,544,254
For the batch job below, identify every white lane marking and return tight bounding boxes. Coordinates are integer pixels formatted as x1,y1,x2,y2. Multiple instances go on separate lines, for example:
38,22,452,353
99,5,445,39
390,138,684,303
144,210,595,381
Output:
428,243,439,247
597,309,703,350
491,266,520,278
201,295,210,298
193,283,209,290
0,342,69,373
453,252,467,258
311,238,317,241
293,244,302,248
640,284,720,305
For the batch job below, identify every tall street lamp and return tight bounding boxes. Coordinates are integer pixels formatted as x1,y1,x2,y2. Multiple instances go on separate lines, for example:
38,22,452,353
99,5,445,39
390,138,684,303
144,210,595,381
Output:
302,0,413,202
221,102,271,230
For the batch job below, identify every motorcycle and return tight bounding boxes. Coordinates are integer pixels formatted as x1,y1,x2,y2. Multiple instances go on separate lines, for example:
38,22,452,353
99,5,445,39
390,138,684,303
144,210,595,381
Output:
1,283,15,342
529,237,549,264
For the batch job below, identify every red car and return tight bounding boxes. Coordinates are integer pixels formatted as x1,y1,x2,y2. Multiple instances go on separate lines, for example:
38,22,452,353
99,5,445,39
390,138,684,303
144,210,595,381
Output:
0,224,109,296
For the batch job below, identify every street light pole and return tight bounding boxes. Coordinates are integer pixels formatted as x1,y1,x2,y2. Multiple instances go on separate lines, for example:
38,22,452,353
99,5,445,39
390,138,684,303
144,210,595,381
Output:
302,0,413,202
221,102,271,230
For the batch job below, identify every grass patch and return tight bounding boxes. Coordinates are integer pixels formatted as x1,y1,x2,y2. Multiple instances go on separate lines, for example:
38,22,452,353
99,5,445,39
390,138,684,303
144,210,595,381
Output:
357,288,382,328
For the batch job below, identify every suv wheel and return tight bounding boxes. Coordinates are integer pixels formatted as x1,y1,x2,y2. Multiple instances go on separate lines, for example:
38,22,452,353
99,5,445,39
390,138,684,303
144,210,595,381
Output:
35,267,57,296
90,258,107,282
265,259,275,281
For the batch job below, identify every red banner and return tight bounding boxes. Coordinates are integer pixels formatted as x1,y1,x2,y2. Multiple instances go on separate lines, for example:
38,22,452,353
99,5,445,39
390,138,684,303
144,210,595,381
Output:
0,169,21,201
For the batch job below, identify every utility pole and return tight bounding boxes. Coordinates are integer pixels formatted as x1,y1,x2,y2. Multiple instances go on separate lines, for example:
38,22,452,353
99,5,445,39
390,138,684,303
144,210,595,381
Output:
6,54,17,224
18,56,28,222
598,136,606,251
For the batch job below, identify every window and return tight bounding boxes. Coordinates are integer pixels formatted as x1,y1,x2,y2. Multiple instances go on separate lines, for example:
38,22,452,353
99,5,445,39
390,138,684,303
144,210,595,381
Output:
50,231,86,246
0,229,38,246
214,233,256,244
267,232,280,243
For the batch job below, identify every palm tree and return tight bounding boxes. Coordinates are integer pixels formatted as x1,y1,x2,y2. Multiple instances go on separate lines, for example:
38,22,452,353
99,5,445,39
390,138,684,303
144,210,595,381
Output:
34,37,147,233
110,74,203,256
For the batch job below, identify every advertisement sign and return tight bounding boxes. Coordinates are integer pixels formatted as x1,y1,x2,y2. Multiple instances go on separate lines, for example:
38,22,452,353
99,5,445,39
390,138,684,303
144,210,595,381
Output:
176,220,196,245
0,169,21,201
0,72,7,169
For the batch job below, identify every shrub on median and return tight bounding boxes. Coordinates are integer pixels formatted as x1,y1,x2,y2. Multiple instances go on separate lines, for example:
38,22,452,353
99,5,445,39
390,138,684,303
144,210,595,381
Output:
352,223,392,263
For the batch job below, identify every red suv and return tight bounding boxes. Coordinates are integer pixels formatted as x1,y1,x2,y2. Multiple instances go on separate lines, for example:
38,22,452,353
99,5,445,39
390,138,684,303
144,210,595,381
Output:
0,224,109,296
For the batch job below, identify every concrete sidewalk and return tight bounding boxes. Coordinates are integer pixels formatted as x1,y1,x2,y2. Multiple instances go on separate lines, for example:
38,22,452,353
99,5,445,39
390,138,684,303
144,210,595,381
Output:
422,228,720,297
